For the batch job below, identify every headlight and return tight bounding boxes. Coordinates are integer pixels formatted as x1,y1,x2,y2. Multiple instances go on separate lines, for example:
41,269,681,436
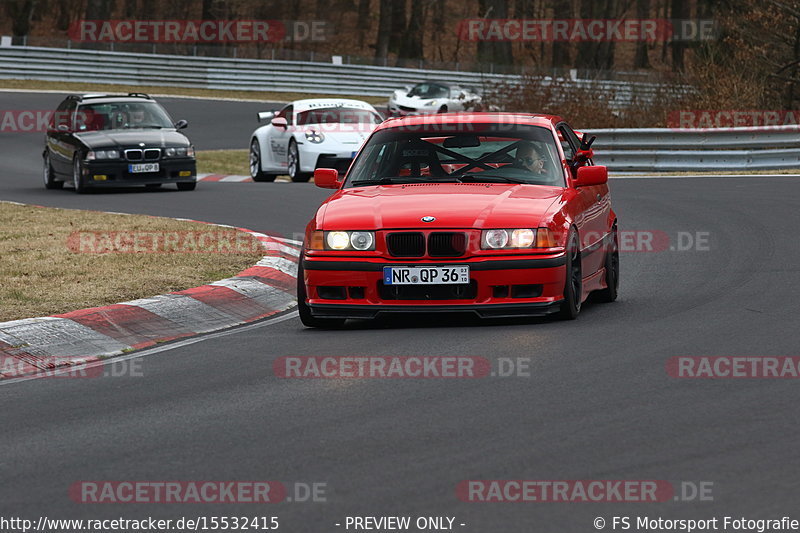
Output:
326,231,350,250
481,229,537,249
511,229,535,247
320,231,375,251
86,150,119,160
427,100,438,107
187,146,195,157
165,147,189,157
350,231,374,251
482,229,508,249
305,130,325,143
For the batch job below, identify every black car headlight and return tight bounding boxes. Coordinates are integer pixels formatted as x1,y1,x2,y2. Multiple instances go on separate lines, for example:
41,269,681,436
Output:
86,150,120,161
165,147,193,157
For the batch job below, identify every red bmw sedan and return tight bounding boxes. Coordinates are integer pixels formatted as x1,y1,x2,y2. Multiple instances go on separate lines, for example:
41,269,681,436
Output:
298,113,618,327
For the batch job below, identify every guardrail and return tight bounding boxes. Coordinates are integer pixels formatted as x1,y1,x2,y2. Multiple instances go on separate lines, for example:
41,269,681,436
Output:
591,126,800,171
0,45,662,108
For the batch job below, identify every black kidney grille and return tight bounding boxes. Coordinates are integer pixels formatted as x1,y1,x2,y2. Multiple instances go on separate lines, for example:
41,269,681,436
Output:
428,232,467,257
387,232,425,257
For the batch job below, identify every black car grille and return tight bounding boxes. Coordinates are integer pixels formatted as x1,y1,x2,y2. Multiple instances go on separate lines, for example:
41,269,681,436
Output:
387,232,425,257
386,232,467,257
428,232,467,257
125,148,161,161
398,105,416,112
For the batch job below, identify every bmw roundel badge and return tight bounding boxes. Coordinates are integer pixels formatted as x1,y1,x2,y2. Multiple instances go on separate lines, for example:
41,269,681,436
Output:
421,216,436,222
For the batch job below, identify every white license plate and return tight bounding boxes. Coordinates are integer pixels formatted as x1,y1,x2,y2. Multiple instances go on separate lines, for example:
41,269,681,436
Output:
383,266,469,285
128,163,159,173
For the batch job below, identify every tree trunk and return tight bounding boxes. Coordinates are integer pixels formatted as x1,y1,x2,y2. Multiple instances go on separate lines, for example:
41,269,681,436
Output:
477,0,514,67
670,0,688,71
374,0,392,60
633,0,651,68
85,0,114,19
397,0,425,66
357,0,371,48
388,0,407,54
5,0,38,36
551,0,572,68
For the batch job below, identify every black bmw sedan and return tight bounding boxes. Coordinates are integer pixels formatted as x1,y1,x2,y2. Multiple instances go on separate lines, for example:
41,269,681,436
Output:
43,93,197,193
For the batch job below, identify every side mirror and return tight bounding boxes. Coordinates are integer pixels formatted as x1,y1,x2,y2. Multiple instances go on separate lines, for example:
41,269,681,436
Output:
314,168,341,189
575,165,608,187
174,119,188,130
272,117,288,130
257,111,275,123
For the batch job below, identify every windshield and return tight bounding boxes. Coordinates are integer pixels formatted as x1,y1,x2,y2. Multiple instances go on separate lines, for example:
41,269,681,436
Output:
346,125,564,187
407,83,450,99
75,101,174,131
296,108,381,126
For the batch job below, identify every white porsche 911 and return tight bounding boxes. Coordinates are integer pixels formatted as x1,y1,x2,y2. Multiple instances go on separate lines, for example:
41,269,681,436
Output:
387,81,482,116
249,99,383,182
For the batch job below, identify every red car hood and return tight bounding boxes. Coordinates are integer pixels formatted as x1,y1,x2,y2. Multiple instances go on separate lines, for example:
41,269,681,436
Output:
319,183,564,230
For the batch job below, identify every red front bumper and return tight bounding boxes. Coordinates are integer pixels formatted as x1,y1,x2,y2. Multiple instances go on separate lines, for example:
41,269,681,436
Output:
302,254,567,319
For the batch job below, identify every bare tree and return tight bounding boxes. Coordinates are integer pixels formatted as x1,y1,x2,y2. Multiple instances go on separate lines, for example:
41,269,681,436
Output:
397,0,425,66
477,0,514,66
357,0,371,48
374,0,392,60
633,0,651,68
4,0,38,36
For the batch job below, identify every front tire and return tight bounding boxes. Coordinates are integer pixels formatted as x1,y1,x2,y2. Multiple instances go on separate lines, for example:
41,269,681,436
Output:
250,139,277,182
595,225,619,303
72,156,87,194
297,261,346,328
557,230,582,320
288,140,311,182
438,105,448,113
43,151,63,190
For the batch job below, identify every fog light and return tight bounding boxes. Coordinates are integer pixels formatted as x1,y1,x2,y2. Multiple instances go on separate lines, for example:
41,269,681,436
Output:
179,170,192,177
93,175,107,181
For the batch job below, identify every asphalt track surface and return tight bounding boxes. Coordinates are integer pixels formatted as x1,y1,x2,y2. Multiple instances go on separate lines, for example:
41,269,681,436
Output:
2,91,800,531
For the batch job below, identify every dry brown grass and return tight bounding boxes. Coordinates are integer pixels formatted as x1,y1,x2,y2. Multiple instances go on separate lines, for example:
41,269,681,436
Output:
197,149,250,175
0,202,264,322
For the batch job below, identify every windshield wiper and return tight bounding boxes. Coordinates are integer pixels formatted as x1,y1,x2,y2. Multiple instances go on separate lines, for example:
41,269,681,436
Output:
352,176,463,186
454,174,532,184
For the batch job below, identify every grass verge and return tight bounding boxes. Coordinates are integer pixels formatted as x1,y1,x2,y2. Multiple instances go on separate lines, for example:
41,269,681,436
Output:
0,202,264,322
197,149,250,176
0,79,387,106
